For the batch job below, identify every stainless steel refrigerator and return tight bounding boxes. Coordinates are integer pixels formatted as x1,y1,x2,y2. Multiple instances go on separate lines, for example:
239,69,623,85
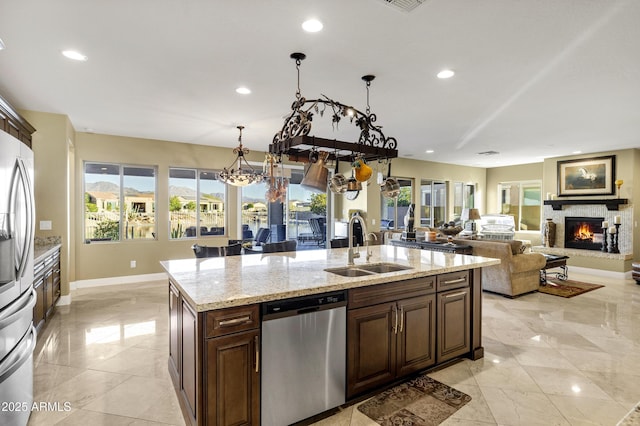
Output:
0,131,36,426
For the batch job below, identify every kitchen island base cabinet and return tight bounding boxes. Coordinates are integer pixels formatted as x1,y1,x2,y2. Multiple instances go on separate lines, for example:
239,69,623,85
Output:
347,277,437,399
206,330,259,426
168,279,260,426
437,288,470,364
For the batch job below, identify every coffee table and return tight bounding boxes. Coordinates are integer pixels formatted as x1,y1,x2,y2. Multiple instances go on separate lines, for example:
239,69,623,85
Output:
540,254,569,284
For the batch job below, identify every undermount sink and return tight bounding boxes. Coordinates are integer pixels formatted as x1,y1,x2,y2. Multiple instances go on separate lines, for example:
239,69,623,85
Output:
324,262,413,277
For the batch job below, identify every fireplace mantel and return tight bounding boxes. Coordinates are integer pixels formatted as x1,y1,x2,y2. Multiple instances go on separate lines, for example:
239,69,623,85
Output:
544,198,628,211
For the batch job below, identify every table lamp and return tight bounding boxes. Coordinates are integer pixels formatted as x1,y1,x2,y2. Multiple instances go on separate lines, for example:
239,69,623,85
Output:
461,208,481,236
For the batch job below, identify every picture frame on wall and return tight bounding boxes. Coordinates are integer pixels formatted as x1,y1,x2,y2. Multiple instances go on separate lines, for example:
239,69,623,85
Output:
557,155,615,197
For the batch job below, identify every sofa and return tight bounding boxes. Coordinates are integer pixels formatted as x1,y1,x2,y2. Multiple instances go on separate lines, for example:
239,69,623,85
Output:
452,238,546,297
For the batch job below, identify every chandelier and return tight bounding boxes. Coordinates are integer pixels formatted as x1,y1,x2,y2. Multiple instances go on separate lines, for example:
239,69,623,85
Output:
218,125,263,187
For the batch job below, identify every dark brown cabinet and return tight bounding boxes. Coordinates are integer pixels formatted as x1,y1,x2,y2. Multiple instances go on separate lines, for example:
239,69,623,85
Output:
33,246,61,335
206,329,260,425
347,278,436,398
168,280,260,426
436,271,471,363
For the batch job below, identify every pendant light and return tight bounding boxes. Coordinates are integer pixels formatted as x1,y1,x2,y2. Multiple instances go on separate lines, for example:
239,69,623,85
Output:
218,126,263,187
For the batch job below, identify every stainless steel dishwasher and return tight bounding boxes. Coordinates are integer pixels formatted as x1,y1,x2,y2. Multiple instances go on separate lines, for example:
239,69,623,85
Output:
261,290,347,426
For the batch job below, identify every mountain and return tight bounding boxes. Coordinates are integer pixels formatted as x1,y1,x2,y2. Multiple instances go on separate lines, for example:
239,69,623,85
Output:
86,181,153,196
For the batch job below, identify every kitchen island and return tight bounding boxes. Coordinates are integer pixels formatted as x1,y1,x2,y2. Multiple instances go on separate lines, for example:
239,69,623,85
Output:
161,245,500,426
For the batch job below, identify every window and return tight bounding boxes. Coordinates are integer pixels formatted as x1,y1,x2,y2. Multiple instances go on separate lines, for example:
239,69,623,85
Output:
84,163,156,242
420,180,446,227
498,181,541,231
381,179,413,229
453,182,476,223
241,166,327,247
169,168,226,239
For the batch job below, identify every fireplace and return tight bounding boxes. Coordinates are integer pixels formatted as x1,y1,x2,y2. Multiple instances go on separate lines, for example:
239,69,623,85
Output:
564,216,604,251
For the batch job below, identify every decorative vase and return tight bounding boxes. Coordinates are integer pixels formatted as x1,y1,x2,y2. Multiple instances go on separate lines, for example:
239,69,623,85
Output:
543,218,556,248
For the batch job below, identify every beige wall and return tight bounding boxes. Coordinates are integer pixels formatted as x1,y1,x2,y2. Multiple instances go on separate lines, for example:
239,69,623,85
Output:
24,107,638,281
20,111,74,296
73,132,270,280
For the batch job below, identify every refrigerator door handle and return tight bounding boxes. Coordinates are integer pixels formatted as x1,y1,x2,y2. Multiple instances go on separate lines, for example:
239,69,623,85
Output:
0,287,36,329
10,159,34,280
0,325,36,382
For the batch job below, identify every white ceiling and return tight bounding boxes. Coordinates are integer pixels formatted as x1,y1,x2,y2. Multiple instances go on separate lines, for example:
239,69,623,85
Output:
1,0,639,167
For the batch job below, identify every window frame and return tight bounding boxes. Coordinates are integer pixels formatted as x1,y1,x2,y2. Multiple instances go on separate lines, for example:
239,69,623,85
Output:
83,161,158,243
168,167,227,240
497,180,542,232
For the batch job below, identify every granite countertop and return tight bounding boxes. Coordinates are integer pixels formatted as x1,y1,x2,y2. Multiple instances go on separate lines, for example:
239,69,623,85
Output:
34,238,62,264
161,245,501,312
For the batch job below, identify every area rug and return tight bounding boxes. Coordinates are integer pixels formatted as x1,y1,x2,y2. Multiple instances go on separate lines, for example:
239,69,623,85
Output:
538,279,604,298
357,374,471,425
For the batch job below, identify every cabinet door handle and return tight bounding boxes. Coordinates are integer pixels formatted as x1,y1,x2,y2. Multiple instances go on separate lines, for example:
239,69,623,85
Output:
392,305,398,334
399,306,404,333
442,278,466,285
444,291,467,299
219,315,252,327
254,335,260,373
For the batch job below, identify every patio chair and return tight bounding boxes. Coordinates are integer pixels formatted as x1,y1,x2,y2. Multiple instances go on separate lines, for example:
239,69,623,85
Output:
254,228,271,246
192,244,224,258
262,240,297,253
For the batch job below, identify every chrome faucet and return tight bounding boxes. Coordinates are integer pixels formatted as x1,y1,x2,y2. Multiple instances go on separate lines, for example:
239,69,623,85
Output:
365,232,377,262
348,212,368,266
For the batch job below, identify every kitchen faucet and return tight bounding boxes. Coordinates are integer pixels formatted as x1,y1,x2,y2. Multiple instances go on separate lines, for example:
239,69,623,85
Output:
347,212,368,266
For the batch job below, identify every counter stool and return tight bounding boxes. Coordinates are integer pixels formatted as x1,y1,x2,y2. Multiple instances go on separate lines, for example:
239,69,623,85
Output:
633,262,640,284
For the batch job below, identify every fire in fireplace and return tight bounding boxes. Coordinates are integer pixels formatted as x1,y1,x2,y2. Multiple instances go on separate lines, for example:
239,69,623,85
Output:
564,216,604,251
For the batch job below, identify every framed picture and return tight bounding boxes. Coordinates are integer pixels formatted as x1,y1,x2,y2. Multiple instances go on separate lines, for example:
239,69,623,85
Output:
557,155,615,197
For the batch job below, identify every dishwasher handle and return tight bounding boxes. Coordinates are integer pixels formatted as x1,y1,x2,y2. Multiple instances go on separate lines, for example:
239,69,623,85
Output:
262,290,347,321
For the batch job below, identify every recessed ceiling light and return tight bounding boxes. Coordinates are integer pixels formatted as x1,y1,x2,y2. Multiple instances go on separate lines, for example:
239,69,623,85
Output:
62,50,88,61
572,150,582,154
302,19,323,33
236,87,251,95
425,150,434,154
0,38,5,50
437,69,455,79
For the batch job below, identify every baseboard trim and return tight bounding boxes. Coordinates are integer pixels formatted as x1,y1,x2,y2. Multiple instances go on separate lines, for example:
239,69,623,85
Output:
56,294,72,306
569,266,631,280
70,272,168,290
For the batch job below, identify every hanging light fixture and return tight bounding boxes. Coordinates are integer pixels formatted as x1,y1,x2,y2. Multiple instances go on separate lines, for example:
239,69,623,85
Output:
218,126,263,187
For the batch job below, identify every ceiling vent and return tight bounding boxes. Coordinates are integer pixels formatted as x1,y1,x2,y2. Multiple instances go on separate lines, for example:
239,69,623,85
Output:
378,0,426,13
477,150,500,156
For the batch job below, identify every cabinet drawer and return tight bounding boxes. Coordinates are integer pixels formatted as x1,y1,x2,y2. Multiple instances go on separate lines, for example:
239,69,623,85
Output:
206,304,260,338
436,270,469,292
349,276,435,309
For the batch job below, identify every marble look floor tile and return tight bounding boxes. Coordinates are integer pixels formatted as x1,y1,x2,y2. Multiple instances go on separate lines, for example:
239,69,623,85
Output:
34,369,130,409
469,357,542,392
446,383,496,424
507,345,577,370
426,359,478,388
480,386,570,426
81,375,185,425
523,366,612,400
548,394,629,426
86,346,170,379
32,363,86,395
582,370,640,408
46,408,176,425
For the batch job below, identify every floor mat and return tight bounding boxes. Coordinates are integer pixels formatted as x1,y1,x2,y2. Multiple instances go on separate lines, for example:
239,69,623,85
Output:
357,374,471,426
538,279,604,298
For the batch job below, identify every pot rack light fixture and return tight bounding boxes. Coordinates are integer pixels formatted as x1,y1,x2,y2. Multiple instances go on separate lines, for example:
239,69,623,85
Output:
268,52,398,165
218,125,263,187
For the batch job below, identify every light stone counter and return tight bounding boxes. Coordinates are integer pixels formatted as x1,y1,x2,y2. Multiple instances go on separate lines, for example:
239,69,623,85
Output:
161,245,500,312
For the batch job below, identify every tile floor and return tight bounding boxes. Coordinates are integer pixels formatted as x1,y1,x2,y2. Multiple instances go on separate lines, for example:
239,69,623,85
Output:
28,271,640,425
